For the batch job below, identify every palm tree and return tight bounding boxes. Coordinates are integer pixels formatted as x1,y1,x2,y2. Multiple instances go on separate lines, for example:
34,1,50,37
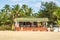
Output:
0,9,5,25
22,4,28,12
22,4,33,17
53,7,60,24
10,4,20,30
38,2,57,20
0,9,10,25
22,4,28,16
4,4,10,14
12,4,20,18
19,9,26,17
27,8,32,16
10,4,20,24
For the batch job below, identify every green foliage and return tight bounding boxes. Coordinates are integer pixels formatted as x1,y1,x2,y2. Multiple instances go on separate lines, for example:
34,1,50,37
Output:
38,2,57,21
0,4,33,30
0,1,60,30
53,7,60,25
0,25,11,30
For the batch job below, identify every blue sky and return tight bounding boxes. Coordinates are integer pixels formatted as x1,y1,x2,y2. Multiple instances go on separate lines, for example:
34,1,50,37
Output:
0,0,60,13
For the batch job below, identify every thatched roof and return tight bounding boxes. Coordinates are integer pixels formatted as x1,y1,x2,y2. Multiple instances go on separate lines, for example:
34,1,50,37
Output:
14,18,49,22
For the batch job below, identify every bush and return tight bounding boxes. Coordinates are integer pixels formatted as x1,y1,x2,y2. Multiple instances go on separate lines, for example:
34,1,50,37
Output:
0,25,12,30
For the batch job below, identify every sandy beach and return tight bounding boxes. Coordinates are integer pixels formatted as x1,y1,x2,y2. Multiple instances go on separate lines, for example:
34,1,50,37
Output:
0,31,60,40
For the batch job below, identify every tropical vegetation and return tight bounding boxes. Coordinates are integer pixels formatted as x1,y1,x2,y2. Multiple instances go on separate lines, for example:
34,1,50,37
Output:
0,1,60,30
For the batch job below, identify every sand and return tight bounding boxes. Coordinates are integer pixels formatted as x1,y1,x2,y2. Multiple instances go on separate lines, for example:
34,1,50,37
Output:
0,31,60,40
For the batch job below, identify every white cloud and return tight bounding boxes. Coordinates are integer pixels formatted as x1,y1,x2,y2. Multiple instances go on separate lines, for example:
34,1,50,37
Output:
19,3,24,7
55,1,60,6
41,0,55,2
12,0,21,1
12,0,16,1
10,0,60,12
34,2,41,8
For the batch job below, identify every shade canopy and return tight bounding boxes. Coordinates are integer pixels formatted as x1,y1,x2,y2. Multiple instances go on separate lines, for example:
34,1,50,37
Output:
14,18,49,22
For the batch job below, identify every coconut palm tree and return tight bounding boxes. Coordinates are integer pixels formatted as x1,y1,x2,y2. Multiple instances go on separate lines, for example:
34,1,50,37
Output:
9,4,20,30
4,4,10,14
0,9,10,25
19,9,26,17
12,4,20,18
53,7,60,24
22,4,33,17
22,4,28,12
27,8,32,16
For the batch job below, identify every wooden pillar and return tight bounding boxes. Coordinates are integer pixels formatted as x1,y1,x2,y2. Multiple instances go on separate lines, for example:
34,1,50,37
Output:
37,22,41,27
30,22,34,27
43,22,48,27
12,24,15,30
45,22,48,27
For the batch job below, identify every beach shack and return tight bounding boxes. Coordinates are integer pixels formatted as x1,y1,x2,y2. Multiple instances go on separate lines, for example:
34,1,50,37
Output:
14,18,49,31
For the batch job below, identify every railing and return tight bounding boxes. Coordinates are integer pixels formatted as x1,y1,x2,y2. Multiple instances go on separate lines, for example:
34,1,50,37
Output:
15,27,48,31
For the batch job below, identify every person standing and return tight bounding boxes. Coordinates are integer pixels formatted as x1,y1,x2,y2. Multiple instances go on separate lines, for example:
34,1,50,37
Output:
15,22,20,31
